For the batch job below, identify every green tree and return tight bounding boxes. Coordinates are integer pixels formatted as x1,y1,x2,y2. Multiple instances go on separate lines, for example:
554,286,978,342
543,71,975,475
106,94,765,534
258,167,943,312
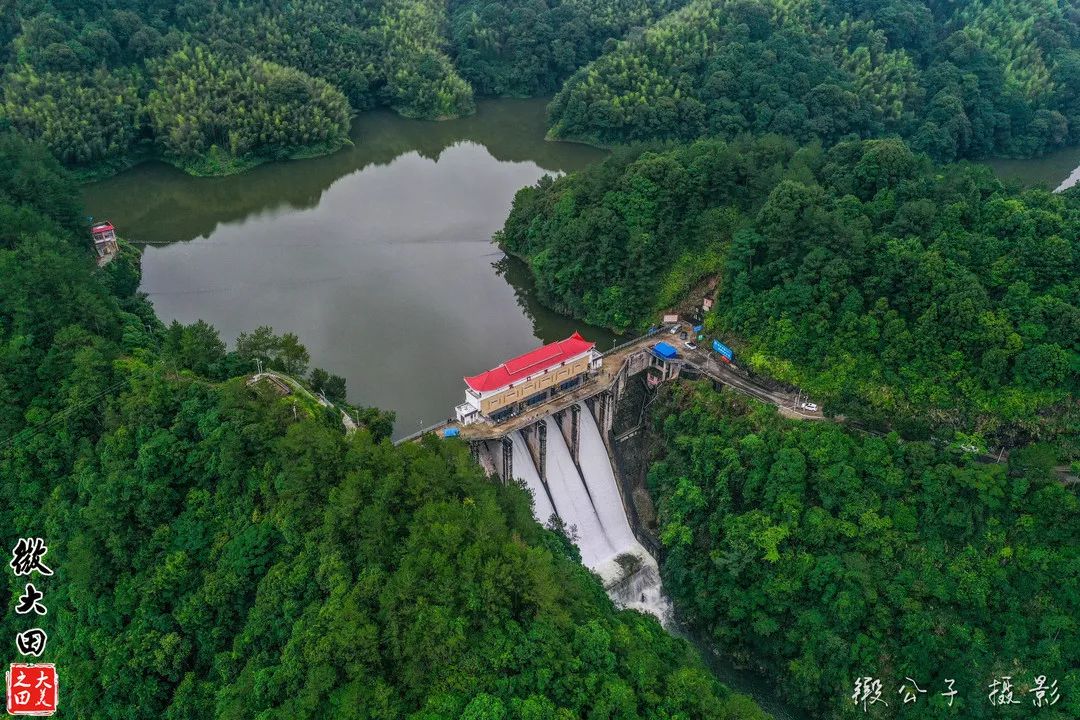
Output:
499,136,1079,441
646,382,1080,720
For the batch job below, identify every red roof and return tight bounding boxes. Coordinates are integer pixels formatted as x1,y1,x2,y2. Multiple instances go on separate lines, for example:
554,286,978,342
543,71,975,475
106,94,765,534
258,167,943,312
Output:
465,332,595,392
91,223,114,234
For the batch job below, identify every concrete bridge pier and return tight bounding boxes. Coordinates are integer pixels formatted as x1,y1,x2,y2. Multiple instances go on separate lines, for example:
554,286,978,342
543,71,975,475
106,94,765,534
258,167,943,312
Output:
501,436,513,484
521,420,547,482
570,403,580,462
536,420,547,481
553,406,581,464
603,389,616,435
589,389,617,437
585,395,599,437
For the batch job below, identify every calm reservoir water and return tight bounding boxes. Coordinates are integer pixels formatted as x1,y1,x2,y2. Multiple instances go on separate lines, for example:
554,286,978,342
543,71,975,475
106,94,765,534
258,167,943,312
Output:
81,96,824,720
83,99,618,438
984,144,1080,191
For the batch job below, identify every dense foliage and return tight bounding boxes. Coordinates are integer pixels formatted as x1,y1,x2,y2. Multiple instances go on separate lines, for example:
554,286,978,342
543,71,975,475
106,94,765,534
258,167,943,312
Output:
145,45,351,174
180,0,473,119
647,382,1079,719
2,6,355,174
0,132,768,718
449,0,686,97
8,0,1077,173
499,137,1079,441
0,0,685,174
1,66,143,166
547,0,1080,160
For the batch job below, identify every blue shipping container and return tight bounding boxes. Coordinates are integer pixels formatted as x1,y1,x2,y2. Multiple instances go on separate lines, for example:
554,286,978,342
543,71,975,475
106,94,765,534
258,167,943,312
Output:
712,339,733,360
653,342,678,359
693,325,703,333
443,427,460,438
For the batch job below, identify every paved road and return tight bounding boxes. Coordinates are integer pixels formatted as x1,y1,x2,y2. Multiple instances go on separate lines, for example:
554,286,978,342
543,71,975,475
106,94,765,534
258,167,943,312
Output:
679,345,822,420
250,371,358,432
401,331,825,444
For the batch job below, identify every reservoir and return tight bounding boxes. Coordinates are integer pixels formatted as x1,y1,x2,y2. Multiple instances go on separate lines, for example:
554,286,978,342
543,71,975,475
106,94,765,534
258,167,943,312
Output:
83,98,616,439
984,144,1080,191
82,94,1079,440
81,96,819,720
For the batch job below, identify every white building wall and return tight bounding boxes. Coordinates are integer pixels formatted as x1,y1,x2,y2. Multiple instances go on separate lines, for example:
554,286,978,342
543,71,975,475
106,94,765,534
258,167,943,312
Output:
463,349,600,416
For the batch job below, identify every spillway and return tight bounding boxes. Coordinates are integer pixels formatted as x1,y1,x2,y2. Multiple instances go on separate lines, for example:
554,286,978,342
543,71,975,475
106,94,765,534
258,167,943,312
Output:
541,416,619,567
576,404,639,555
575,403,671,621
502,406,672,624
509,431,557,526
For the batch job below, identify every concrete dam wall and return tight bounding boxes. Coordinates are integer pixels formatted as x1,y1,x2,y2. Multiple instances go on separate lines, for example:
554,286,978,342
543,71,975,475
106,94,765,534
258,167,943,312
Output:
494,403,671,623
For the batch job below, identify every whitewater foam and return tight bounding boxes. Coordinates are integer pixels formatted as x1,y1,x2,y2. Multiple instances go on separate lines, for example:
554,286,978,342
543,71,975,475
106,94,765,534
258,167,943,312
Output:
504,405,672,624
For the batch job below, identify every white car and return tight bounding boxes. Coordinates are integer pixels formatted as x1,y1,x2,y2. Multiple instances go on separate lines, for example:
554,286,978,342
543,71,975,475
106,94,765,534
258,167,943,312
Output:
800,402,818,412
684,341,697,350
669,325,680,334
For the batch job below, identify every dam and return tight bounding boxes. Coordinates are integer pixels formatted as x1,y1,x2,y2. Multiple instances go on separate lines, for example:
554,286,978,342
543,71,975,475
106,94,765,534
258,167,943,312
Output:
401,325,811,623
435,331,689,622
487,403,671,621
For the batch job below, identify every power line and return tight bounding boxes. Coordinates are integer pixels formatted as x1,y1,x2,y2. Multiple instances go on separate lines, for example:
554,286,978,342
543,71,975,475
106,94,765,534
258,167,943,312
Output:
0,378,130,452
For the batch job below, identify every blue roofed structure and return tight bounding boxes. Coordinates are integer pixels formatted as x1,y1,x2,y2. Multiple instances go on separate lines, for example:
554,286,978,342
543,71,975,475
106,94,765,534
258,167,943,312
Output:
653,342,678,359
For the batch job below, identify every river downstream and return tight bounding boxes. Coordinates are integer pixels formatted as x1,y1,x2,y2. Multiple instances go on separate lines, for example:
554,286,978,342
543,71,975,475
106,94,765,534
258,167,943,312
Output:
82,99,1078,720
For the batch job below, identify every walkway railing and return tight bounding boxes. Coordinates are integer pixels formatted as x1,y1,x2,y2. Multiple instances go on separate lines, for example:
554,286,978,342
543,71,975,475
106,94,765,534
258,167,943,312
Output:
602,333,648,357
393,420,449,446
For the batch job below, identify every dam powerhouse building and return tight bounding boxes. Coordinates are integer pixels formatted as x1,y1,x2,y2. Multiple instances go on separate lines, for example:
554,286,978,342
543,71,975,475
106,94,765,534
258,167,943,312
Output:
455,332,603,426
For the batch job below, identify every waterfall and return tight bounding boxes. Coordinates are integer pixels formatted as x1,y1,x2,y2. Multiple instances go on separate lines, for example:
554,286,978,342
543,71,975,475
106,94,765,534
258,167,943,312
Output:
509,431,557,526
506,407,672,624
539,416,619,567
574,403,672,623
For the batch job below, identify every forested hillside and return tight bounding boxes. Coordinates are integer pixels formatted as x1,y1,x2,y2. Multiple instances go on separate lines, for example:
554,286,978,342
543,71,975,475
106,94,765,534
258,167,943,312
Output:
646,383,1079,720
548,0,1080,160
0,0,680,176
498,137,1080,442
6,0,1076,174
0,133,769,718
450,0,686,97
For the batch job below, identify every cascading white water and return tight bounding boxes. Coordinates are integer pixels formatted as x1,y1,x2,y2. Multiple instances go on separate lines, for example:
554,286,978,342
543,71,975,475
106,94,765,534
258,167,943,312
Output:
506,408,672,624
574,403,672,623
539,417,619,567
509,430,557,526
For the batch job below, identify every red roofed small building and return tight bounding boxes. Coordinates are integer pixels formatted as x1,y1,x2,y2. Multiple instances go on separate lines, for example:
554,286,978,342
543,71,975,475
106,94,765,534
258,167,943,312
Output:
90,222,119,265
456,332,602,425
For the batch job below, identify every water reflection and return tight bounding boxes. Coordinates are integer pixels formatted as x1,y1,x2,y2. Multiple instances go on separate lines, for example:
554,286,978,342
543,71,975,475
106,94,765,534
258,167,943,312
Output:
83,99,614,437
83,98,605,245
493,255,626,352
983,145,1080,191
